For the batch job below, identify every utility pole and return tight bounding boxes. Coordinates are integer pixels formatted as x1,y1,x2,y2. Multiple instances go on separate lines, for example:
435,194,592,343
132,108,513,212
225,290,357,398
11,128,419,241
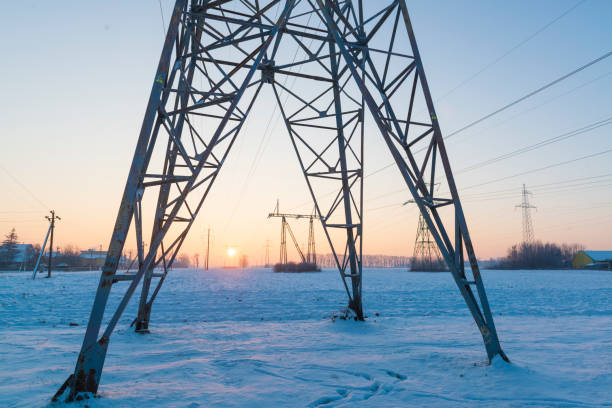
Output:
32,216,52,280
205,227,210,270
516,184,536,243
46,210,59,278
44,210,60,278
307,216,316,264
264,240,271,267
280,217,288,264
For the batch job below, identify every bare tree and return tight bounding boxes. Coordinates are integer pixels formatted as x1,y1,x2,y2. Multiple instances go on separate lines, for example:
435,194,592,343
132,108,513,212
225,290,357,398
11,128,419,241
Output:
173,254,191,268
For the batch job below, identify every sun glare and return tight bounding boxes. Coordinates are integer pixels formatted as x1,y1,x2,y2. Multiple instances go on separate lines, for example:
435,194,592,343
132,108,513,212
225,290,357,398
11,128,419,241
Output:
227,248,236,257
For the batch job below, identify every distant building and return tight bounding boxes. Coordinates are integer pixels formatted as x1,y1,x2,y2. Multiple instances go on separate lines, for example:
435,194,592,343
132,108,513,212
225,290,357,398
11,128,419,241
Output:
80,249,107,268
80,249,107,259
12,244,34,264
0,243,34,269
572,251,612,270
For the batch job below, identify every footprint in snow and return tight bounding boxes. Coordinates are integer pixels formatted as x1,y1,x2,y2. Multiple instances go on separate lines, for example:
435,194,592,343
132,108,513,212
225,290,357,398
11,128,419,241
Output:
309,389,349,407
384,369,406,380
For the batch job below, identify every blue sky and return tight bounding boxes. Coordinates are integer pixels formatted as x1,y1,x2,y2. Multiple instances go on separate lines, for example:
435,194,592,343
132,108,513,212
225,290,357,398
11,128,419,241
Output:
0,0,610,263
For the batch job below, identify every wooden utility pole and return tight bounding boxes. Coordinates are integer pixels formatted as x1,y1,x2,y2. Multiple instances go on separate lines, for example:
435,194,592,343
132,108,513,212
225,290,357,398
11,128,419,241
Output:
32,222,51,279
45,210,60,278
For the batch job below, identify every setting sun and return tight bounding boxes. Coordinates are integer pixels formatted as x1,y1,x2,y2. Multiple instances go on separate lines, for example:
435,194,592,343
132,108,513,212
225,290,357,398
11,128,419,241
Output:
227,248,236,257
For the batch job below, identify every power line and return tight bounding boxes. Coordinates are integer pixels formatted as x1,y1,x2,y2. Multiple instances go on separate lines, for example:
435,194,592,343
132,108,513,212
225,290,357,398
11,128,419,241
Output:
486,212,612,240
218,8,308,234
352,118,612,212
445,50,612,139
367,167,612,222
462,172,612,197
362,77,612,204
368,148,612,211
545,201,612,215
362,178,612,234
456,114,612,174
365,180,612,231
223,16,320,230
450,69,612,145
364,66,612,181
286,18,612,213
368,182,612,237
366,176,612,234
462,180,612,203
246,14,322,182
367,202,401,212
462,170,612,201
0,210,44,214
462,147,612,191
158,0,166,36
436,0,588,103
0,165,49,210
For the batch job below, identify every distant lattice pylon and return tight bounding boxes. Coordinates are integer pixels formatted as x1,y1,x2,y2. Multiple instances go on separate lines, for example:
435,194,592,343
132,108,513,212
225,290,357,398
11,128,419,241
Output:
516,184,536,243
413,212,444,269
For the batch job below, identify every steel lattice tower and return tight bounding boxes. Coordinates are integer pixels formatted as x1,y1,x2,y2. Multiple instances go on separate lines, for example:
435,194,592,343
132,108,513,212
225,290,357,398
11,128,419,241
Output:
54,0,508,401
516,183,536,243
268,201,320,265
307,215,316,264
412,212,444,270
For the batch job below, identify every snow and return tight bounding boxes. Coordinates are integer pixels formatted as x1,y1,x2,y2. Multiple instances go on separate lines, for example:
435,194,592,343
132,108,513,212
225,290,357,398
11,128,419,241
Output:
1,268,611,407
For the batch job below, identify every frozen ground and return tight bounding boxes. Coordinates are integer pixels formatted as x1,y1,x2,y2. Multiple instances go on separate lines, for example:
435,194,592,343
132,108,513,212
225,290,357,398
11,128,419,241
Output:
1,268,611,407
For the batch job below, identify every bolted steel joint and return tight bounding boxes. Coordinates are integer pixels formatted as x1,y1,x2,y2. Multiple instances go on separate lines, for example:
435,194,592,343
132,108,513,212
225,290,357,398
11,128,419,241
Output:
261,59,276,84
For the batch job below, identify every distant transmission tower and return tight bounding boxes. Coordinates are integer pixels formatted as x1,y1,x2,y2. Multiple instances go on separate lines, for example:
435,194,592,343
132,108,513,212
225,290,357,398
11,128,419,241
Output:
307,214,316,265
264,240,271,267
412,212,444,271
268,200,319,265
54,1,507,400
516,184,536,243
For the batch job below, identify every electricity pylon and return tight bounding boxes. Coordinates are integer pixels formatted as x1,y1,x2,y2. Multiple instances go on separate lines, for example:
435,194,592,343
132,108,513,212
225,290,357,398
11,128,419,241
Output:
516,183,536,243
404,198,444,271
307,212,316,264
268,200,319,264
54,1,507,401
412,212,445,271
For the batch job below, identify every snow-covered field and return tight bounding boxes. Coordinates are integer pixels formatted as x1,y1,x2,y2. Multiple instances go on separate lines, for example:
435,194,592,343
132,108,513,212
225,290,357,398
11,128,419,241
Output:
1,268,611,407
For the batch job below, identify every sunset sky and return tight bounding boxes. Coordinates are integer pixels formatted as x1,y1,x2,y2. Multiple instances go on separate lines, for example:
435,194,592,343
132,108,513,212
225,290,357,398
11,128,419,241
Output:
1,0,611,266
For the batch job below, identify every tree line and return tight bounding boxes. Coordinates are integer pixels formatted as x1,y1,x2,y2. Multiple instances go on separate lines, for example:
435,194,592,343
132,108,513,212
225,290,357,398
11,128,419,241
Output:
0,227,194,271
496,241,583,269
317,253,411,268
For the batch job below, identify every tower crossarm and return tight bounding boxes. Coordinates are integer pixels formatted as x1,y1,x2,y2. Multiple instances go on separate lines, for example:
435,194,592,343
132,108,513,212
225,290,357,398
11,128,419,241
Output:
268,212,321,220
